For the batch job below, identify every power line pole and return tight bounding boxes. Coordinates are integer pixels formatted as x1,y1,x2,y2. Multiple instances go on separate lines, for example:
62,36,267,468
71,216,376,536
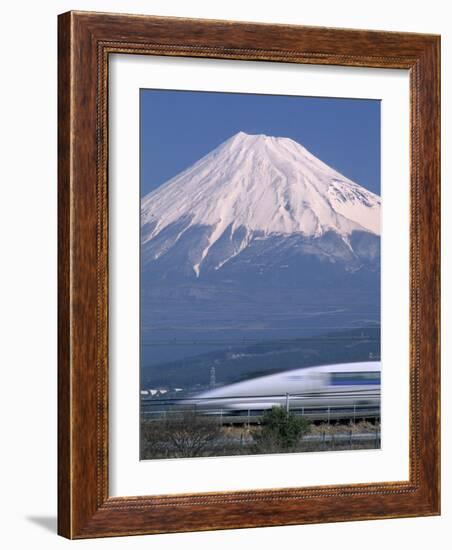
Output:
210,366,216,389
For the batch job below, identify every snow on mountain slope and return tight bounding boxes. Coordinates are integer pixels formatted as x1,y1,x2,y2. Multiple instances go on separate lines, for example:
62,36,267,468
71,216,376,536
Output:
141,132,380,277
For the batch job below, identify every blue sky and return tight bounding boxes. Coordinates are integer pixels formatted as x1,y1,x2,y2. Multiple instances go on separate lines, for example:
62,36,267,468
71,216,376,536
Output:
140,89,380,197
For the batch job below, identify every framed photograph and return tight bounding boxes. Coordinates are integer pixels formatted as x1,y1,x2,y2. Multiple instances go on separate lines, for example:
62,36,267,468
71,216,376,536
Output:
58,11,440,538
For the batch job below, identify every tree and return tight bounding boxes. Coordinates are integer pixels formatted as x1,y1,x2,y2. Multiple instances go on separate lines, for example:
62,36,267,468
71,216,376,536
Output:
141,410,222,459
254,406,311,453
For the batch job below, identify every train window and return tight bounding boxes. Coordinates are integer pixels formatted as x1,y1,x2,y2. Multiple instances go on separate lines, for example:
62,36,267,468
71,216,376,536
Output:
330,371,380,385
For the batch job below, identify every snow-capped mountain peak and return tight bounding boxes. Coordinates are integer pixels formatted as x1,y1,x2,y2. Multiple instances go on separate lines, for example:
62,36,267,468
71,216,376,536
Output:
141,132,380,277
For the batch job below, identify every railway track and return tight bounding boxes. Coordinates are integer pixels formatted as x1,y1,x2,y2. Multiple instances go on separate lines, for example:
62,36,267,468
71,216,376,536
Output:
141,403,380,424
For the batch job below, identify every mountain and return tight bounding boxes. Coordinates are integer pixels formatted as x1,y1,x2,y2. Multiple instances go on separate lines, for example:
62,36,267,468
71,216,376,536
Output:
141,132,380,281
140,132,381,371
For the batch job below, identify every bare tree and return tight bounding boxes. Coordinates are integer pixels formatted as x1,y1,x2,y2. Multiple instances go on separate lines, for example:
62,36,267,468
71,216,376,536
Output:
141,410,222,459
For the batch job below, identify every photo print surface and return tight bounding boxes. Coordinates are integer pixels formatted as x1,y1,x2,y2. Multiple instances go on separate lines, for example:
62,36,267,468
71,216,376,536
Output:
139,89,381,460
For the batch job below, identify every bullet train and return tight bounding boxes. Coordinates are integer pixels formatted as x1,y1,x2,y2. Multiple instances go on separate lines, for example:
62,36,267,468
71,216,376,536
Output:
183,361,381,416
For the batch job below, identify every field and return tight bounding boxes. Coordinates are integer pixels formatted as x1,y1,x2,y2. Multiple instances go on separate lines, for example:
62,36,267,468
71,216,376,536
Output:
140,411,380,460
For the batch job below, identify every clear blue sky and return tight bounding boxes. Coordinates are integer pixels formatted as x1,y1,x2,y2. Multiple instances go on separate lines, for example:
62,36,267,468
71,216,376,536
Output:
140,89,380,197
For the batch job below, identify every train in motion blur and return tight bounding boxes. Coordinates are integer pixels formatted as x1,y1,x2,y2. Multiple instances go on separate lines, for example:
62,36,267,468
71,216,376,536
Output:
182,361,381,418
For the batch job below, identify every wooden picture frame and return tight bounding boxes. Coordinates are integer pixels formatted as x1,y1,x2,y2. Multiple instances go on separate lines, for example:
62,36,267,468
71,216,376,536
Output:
58,11,440,539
